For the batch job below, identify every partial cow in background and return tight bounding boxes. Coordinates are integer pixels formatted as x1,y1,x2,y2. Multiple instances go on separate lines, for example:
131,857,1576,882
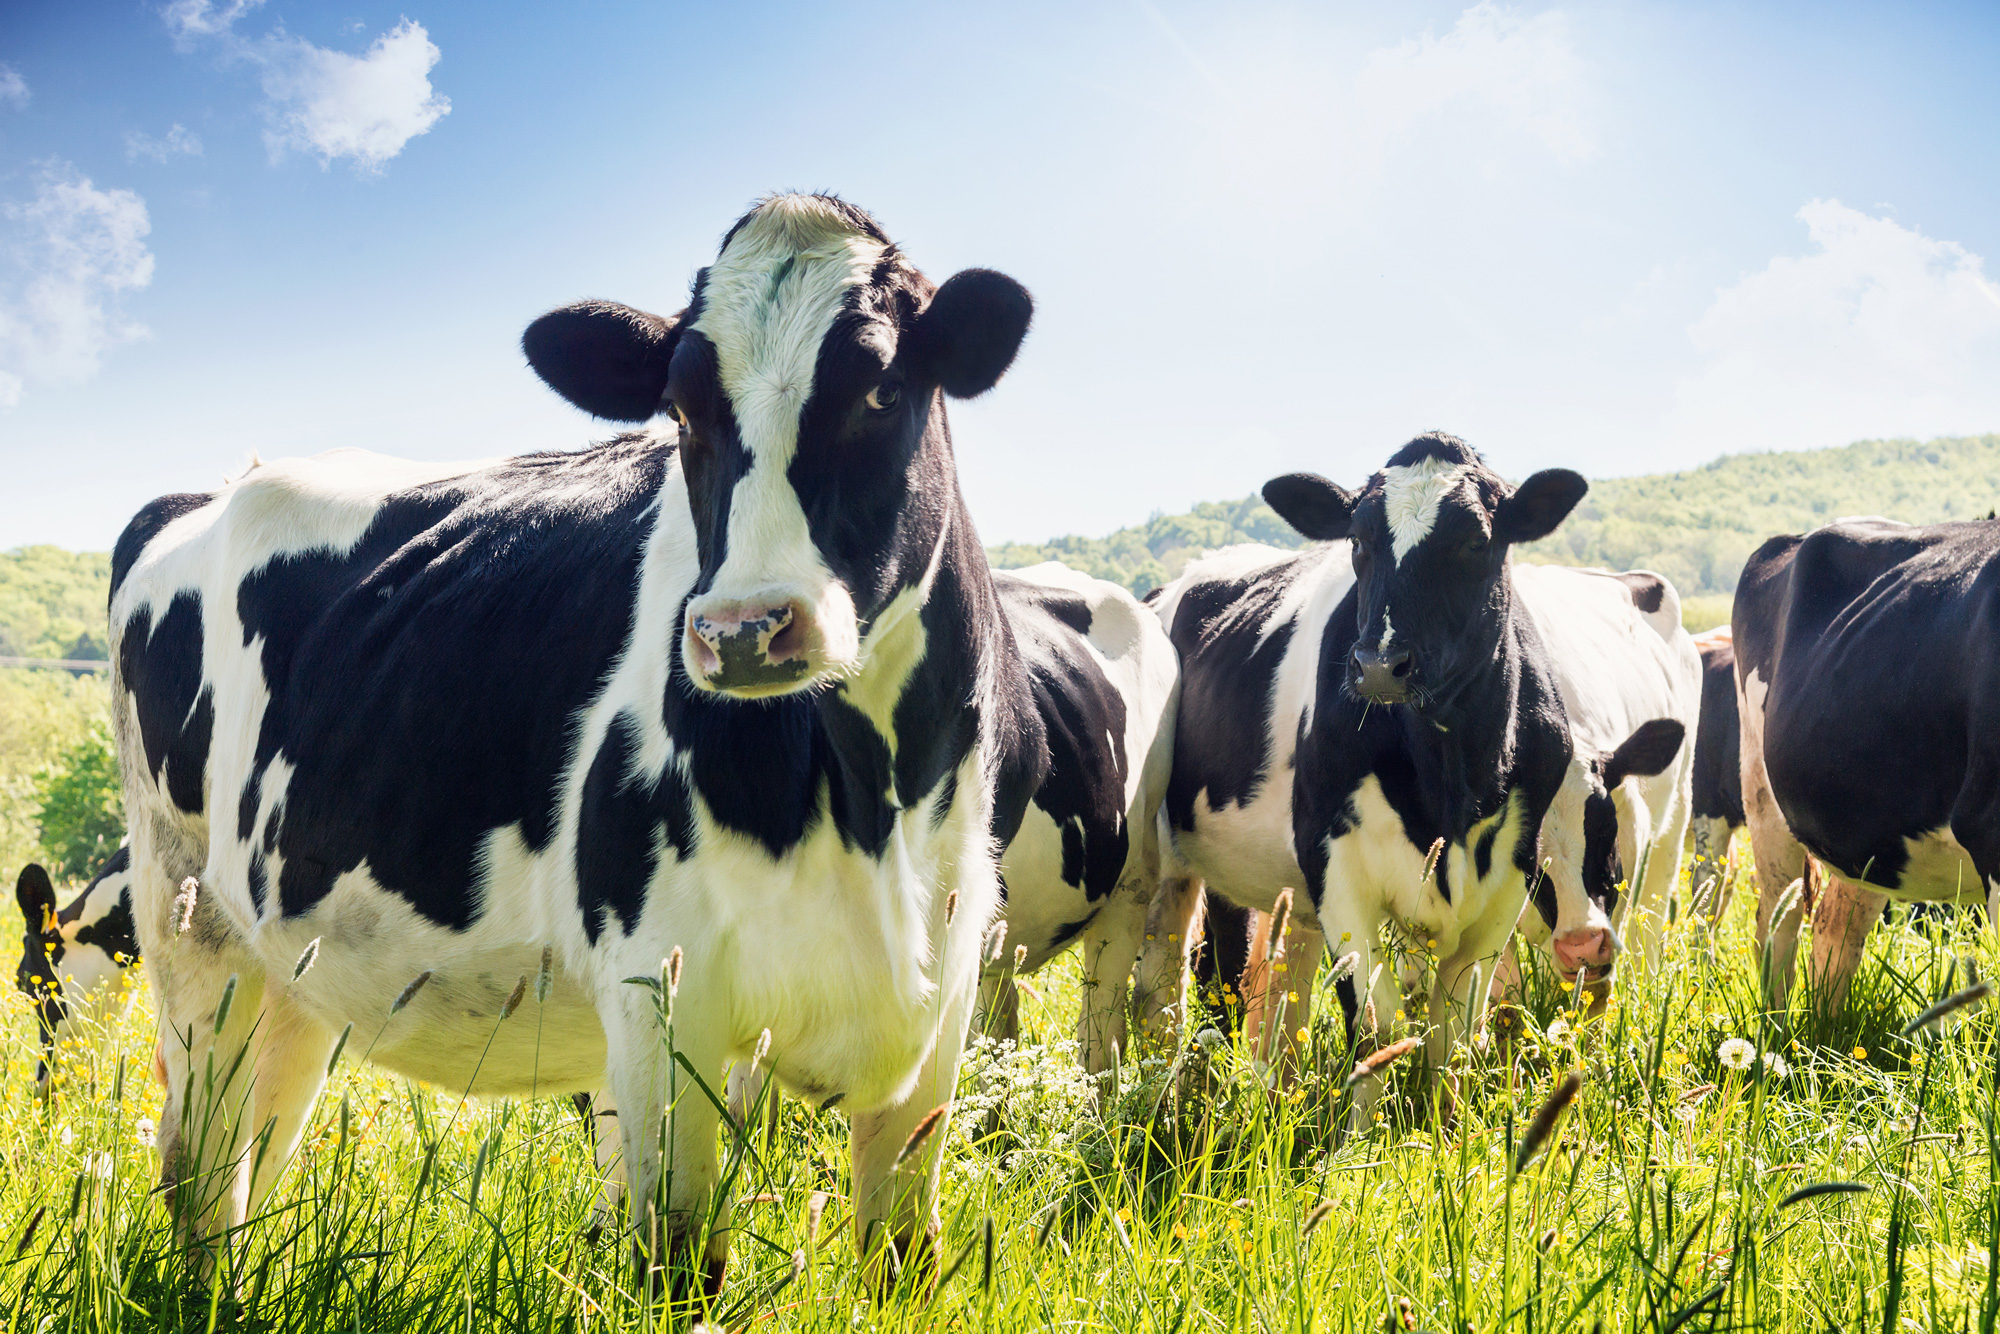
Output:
978,563,1181,1073
1735,516,2000,1011
14,848,142,1085
1687,626,1743,915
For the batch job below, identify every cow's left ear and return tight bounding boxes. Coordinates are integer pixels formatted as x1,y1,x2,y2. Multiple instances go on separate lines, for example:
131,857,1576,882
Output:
522,300,681,422
1601,718,1686,789
16,865,56,934
1495,468,1588,544
906,269,1033,399
1262,473,1356,541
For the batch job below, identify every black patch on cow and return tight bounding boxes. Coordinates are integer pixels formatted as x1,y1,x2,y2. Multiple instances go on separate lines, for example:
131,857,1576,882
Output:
75,889,139,963
1475,822,1498,880
1192,889,1255,1033
118,593,213,813
209,435,672,929
1738,517,2000,897
576,712,698,942
1691,636,1744,827
1615,571,1666,614
1163,557,1303,832
998,577,1131,902
1047,911,1098,952
111,492,211,601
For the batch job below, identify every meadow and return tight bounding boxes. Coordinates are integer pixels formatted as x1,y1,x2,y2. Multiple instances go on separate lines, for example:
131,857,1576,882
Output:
5,844,1996,1332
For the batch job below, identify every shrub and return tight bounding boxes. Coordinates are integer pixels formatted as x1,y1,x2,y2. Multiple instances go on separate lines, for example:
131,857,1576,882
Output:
34,721,125,878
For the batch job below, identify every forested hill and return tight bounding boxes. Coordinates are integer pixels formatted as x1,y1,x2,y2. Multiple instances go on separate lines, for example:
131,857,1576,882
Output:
989,433,2000,599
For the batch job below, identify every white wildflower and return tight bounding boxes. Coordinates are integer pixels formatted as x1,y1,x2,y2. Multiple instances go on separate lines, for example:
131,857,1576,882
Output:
1545,1017,1572,1043
134,1117,157,1148
1761,1050,1790,1078
85,1151,114,1181
1718,1038,1755,1071
1194,1027,1225,1051
60,1125,74,1147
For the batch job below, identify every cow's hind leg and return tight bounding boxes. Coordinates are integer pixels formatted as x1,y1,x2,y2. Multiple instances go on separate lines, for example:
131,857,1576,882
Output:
1130,864,1203,1048
153,949,268,1262
1076,892,1147,1076
1803,872,1887,1016
1740,727,1809,1008
240,991,337,1221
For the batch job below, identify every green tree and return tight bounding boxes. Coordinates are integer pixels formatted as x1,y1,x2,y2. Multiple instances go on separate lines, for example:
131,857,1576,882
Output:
33,722,125,879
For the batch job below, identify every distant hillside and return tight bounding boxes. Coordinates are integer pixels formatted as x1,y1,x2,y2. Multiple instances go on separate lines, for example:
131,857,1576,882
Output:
990,434,2000,600
0,546,112,660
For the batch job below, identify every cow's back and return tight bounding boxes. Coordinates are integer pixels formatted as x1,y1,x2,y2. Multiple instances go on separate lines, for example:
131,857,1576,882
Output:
111,436,674,934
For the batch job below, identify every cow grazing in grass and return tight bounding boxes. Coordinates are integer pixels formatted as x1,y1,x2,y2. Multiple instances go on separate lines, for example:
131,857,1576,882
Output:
1735,516,2000,1010
1147,435,1594,1120
979,563,1181,1070
111,194,1039,1296
1687,626,1744,912
14,848,142,1085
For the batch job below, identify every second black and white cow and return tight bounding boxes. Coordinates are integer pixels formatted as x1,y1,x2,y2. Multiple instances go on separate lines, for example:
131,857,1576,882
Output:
1735,516,2000,1010
112,194,1040,1294
981,564,1180,1072
14,847,141,1084
1152,434,1597,1119
1687,626,1744,910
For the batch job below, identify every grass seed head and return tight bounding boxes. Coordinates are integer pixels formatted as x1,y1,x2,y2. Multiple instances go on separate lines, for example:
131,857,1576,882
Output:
1512,1070,1584,1177
666,946,683,999
805,1190,828,1244
391,970,433,1015
1302,1200,1335,1235
1901,980,1993,1039
944,889,958,926
1269,887,1293,960
895,1104,949,1169
212,973,238,1035
1346,1036,1421,1089
174,877,199,935
752,1027,771,1073
535,945,554,1003
292,937,320,982
498,975,527,1021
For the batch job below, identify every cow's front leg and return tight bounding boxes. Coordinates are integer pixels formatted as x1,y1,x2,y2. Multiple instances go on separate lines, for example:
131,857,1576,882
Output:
1429,900,1517,1122
1130,863,1203,1047
1312,900,1390,1135
1804,872,1886,1016
849,982,975,1296
600,979,730,1306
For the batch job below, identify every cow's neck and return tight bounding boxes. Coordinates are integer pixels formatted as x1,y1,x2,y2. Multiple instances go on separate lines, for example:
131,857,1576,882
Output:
1401,593,1542,851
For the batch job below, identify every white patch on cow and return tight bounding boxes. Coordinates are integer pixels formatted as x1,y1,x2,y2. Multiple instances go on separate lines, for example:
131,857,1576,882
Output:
1379,610,1396,650
1871,826,1983,902
1379,457,1472,564
691,198,886,669
838,514,952,779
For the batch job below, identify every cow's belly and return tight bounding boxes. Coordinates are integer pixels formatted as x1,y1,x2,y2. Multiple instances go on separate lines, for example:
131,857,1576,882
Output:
1325,779,1532,957
1849,826,1985,903
1175,783,1308,921
997,805,1136,972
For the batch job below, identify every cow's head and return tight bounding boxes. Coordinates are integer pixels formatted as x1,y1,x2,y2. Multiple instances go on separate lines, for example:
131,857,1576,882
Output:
1530,718,1686,980
14,850,141,1088
1263,433,1586,712
523,194,1032,698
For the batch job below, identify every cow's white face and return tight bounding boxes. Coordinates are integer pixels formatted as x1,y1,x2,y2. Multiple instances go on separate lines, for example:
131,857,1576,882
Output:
14,858,141,1086
523,193,1033,700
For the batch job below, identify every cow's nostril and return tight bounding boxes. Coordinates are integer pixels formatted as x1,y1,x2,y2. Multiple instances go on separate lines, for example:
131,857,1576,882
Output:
767,615,807,663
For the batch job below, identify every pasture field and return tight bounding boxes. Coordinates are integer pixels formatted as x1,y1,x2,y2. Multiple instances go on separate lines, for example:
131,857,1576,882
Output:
4,849,1996,1333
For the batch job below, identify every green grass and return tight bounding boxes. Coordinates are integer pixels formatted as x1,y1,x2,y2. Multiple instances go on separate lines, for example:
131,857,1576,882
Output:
9,844,2000,1331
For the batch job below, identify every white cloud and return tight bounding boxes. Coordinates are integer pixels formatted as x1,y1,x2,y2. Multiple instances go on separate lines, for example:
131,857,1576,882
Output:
125,123,205,162
162,0,264,43
0,165,155,408
1670,201,2000,453
258,20,450,172
0,64,28,109
1354,3,1595,167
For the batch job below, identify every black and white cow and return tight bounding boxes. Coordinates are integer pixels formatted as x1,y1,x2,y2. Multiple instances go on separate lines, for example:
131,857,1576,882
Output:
14,847,142,1084
1686,626,1743,910
1735,516,2000,1011
980,564,1181,1071
1149,435,1583,1109
1144,435,1690,1121
112,194,1040,1293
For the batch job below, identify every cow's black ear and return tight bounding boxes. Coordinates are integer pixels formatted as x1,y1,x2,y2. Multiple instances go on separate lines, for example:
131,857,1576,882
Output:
1262,473,1356,541
906,269,1033,399
1602,718,1686,789
1496,468,1588,544
522,301,680,422
16,865,56,931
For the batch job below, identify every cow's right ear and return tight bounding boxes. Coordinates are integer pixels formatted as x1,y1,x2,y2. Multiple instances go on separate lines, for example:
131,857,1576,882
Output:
16,865,56,934
1262,473,1356,541
1601,718,1686,789
522,301,680,423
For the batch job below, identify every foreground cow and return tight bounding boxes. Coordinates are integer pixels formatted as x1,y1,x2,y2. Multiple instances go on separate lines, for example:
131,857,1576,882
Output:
14,849,141,1084
1150,435,1602,1120
113,194,1038,1294
1735,516,2000,1010
1686,626,1744,912
980,564,1181,1070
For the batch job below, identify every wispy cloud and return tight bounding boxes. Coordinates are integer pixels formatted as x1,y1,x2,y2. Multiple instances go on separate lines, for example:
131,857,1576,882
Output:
259,20,450,172
0,64,28,110
160,3,450,173
1671,201,2000,452
0,165,155,408
126,123,205,162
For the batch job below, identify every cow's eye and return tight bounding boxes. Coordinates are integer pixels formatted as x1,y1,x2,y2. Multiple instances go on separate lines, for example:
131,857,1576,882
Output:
666,402,688,429
865,382,901,412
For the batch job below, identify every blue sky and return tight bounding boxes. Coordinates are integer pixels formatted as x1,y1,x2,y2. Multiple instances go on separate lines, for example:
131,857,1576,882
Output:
3,1,1999,551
